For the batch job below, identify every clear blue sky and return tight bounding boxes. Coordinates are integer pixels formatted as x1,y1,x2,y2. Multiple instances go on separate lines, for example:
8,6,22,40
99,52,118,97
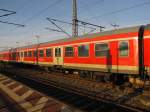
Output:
0,0,150,50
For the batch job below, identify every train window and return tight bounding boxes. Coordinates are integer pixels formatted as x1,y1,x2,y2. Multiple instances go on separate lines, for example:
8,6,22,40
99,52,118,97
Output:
33,50,37,57
65,46,74,57
39,50,44,57
95,43,109,57
28,51,32,57
24,51,27,57
119,41,129,56
55,48,61,57
46,48,52,57
78,44,89,57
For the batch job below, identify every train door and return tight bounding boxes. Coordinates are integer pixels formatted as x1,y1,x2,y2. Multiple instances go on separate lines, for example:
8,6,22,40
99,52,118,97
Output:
53,47,63,65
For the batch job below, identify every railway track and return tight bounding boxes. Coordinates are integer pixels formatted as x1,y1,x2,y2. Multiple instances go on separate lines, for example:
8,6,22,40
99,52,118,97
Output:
0,73,82,112
5,73,140,112
0,65,149,112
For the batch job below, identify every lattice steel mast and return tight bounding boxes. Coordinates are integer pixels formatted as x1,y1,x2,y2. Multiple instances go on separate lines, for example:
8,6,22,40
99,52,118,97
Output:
72,0,78,37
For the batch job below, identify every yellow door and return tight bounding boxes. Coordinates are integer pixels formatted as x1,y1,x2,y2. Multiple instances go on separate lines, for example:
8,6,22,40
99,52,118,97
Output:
53,47,63,65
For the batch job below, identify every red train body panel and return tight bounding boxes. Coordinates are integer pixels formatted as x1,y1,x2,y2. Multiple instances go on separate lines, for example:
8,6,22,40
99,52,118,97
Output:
0,25,150,78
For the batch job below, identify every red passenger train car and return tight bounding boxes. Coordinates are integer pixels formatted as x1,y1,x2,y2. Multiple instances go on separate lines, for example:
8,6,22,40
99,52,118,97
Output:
0,24,150,85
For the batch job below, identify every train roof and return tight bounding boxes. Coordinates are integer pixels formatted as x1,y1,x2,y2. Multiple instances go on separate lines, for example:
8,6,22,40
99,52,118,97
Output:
1,24,150,52
46,25,140,43
18,25,141,49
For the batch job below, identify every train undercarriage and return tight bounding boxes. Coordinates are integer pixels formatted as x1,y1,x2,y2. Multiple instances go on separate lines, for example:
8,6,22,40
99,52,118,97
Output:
0,61,149,89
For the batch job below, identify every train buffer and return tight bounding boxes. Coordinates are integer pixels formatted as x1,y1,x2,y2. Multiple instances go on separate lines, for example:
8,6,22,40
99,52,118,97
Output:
0,73,82,112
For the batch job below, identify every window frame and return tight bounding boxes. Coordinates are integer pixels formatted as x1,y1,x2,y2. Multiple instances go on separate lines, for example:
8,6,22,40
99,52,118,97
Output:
95,42,109,57
55,48,61,57
118,40,129,57
24,51,27,57
78,44,89,57
39,49,44,57
33,50,37,57
65,46,74,57
28,51,32,57
46,48,52,57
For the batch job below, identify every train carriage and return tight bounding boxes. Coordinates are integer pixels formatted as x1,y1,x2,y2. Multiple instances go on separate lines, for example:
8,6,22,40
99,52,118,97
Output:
0,24,150,85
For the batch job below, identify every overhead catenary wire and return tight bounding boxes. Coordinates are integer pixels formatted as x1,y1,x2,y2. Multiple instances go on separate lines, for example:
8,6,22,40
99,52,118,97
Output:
0,9,15,13
0,0,63,38
47,17,71,38
77,20,105,32
0,8,16,17
49,18,101,35
0,20,25,27
0,0,63,36
111,23,119,29
1,0,150,46
45,27,63,33
46,18,100,36
50,18,96,30
87,1,150,20
22,0,63,24
0,8,25,27
78,0,104,19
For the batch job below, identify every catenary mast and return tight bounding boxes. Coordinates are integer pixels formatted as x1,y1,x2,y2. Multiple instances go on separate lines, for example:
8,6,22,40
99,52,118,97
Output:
72,0,78,37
